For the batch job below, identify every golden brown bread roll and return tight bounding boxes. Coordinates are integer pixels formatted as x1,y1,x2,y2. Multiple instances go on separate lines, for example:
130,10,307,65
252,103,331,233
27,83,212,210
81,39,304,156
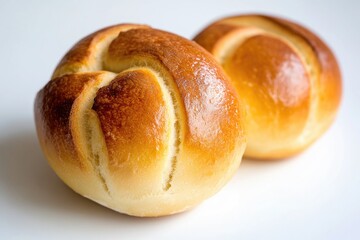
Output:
194,14,342,159
34,24,246,217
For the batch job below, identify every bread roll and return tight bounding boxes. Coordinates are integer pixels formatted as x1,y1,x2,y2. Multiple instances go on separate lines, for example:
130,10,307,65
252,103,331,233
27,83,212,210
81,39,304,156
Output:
194,14,342,159
34,24,246,216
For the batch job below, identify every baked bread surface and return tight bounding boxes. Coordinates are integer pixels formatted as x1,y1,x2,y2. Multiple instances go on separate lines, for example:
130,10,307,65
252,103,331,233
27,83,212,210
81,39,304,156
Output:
194,15,341,159
35,24,246,216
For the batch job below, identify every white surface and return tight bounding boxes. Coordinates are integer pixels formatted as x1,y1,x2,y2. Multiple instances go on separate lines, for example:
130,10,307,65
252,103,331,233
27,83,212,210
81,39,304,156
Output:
1,0,359,239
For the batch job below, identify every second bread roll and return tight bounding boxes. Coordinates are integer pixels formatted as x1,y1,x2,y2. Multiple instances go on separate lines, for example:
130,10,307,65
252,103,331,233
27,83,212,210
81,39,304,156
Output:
194,14,342,159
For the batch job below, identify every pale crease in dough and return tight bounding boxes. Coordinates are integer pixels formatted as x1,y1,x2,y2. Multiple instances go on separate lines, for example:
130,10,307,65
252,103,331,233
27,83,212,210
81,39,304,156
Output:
70,72,117,196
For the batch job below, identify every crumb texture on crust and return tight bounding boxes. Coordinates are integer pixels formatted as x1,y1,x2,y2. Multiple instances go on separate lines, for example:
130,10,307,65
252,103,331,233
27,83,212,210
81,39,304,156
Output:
35,24,246,216
194,14,342,159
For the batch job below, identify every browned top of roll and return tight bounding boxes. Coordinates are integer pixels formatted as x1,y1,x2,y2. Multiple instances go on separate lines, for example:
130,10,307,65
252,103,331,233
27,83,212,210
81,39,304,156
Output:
35,23,246,214
194,14,341,158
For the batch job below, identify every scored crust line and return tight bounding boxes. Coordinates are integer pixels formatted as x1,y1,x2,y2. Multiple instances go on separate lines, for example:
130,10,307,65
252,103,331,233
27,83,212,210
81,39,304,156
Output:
71,72,117,198
157,70,181,192
119,66,182,192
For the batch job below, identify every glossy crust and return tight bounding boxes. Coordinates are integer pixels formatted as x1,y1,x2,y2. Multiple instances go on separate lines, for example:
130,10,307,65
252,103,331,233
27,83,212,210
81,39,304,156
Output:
194,14,342,159
35,24,246,216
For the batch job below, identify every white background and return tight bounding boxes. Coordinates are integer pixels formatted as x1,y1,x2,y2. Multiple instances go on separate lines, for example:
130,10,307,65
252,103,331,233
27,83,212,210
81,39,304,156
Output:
1,0,359,239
